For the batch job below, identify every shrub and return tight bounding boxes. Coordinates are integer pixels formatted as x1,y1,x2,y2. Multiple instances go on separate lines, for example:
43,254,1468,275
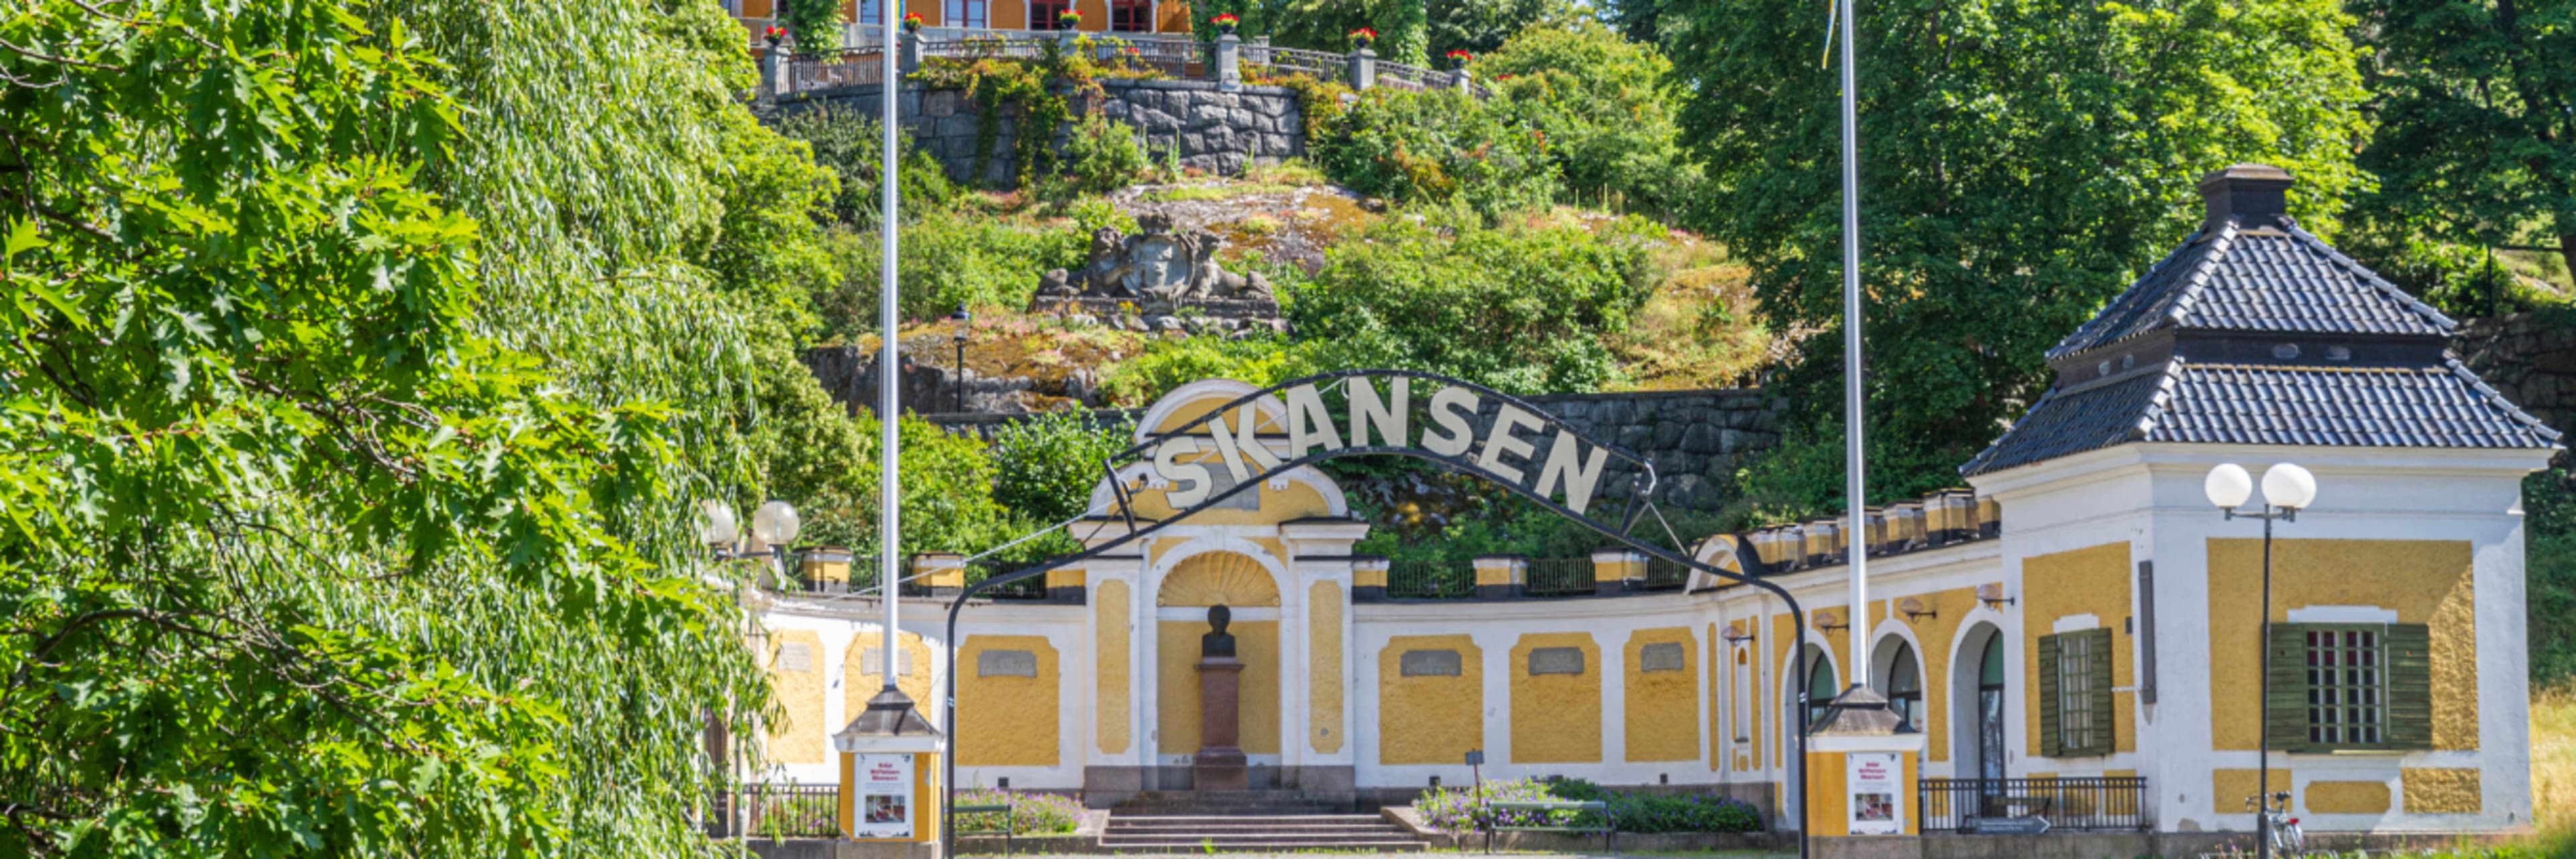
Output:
817,214,1089,332
1480,21,1703,218
1098,333,1326,405
989,409,1140,524
773,105,958,228
953,789,1083,835
1318,87,1560,217
1059,111,1148,197
1414,778,1762,835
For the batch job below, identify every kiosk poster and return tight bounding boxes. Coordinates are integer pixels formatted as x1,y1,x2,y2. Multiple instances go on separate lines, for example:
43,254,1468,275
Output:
853,754,916,839
1847,752,1902,835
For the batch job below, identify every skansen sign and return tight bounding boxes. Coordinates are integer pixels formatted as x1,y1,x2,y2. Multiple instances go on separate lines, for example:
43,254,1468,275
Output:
1133,373,1647,516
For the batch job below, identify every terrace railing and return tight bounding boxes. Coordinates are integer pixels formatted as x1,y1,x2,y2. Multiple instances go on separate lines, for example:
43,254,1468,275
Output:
1372,60,1444,92
1919,776,2149,833
1522,558,1597,597
1642,555,1692,591
1387,558,1477,600
759,30,1487,102
1240,45,1349,85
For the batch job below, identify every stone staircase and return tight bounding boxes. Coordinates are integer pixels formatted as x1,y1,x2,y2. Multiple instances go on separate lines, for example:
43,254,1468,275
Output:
1103,791,1426,853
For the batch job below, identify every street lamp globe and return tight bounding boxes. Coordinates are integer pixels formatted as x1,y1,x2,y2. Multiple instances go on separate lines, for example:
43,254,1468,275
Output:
2204,463,2254,509
2261,462,2318,510
696,499,739,548
751,499,802,546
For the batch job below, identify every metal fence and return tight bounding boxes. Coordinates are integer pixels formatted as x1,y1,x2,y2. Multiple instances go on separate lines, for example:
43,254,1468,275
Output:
968,563,1051,600
1642,555,1691,591
788,48,887,92
1919,776,2149,833
1243,45,1349,84
706,783,842,838
1522,558,1596,597
1387,558,1476,599
1373,60,1444,92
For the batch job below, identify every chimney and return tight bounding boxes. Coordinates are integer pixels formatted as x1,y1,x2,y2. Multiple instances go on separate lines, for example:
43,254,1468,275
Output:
2196,163,2294,230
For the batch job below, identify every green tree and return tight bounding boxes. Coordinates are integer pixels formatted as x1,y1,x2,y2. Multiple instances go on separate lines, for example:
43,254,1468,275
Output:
989,411,1141,524
1426,0,1570,56
1,1,767,856
2349,0,2576,273
1481,21,1702,217
1674,0,2370,514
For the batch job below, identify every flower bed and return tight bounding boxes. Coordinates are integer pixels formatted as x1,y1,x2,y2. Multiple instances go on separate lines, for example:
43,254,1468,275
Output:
952,789,1083,835
1415,778,1762,834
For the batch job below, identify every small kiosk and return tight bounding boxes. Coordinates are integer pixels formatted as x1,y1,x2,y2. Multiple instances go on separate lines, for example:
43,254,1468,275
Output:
833,687,946,859
1805,686,1926,858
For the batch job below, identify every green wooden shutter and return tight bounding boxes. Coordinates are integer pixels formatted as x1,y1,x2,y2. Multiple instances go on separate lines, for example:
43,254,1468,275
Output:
2265,623,2310,753
2037,633,2061,758
2385,623,2432,750
2083,627,2115,756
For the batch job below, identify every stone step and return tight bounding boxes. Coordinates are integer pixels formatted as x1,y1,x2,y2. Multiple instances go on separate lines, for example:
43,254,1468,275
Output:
1108,818,1399,829
1099,840,1426,853
1105,825,1410,837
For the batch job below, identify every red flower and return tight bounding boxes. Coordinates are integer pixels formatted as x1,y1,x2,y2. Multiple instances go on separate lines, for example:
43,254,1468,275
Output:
903,11,923,27
763,25,786,42
1348,27,1377,40
1212,12,1238,24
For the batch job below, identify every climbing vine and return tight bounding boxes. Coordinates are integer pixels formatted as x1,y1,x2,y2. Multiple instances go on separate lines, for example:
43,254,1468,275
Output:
914,36,1162,189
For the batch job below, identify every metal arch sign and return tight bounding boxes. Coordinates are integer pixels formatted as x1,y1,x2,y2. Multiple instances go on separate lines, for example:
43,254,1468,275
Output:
1114,369,1654,525
943,368,1817,853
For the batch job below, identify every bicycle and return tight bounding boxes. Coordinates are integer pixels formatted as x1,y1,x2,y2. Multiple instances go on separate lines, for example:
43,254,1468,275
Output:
2247,791,2305,856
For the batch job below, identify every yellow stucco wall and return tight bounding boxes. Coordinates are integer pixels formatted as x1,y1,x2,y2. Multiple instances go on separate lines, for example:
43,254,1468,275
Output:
1156,619,1279,755
1901,587,1978,762
1309,580,1345,754
2206,539,2477,751
1511,632,1603,763
845,631,936,722
2022,542,2135,757
1624,627,1700,762
2402,768,2482,813
1158,552,1281,607
1095,579,1132,755
957,636,1060,766
768,629,828,764
1379,634,1483,764
2213,768,2290,816
2306,780,2393,814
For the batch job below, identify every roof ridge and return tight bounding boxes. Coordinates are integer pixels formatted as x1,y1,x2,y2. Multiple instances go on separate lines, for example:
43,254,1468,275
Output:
2130,358,2183,442
2441,358,2565,444
2159,221,2236,333
2043,225,2226,360
2282,223,2458,334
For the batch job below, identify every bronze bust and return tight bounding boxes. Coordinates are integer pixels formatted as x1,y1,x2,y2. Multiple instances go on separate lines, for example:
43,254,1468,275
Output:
1201,604,1236,659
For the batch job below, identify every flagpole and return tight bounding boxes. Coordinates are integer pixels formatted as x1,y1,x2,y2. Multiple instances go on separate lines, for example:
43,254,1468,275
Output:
878,0,903,691
1837,0,1868,692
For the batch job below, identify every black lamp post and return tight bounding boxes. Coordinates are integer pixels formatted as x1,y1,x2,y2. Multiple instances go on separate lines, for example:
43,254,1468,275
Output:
2204,462,2317,859
949,305,971,413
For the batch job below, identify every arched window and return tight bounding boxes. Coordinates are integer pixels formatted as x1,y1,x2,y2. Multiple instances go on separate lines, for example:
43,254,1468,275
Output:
1805,652,1837,727
1976,633,2006,781
1885,641,1922,731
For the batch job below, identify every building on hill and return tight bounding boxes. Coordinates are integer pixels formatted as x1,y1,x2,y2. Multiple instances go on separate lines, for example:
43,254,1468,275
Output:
734,165,2561,845
724,0,1193,46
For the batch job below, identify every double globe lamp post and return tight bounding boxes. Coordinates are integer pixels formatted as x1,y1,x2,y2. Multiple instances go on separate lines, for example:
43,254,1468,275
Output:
2203,461,2318,859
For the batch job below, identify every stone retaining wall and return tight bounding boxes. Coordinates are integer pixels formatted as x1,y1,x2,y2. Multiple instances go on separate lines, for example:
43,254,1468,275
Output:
2456,309,2576,464
776,78,1303,187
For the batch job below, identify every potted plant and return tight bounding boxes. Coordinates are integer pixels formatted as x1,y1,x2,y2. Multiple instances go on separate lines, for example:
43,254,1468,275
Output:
1445,48,1472,68
1348,27,1376,49
1059,9,1082,30
1212,12,1238,35
902,11,923,32
763,24,786,46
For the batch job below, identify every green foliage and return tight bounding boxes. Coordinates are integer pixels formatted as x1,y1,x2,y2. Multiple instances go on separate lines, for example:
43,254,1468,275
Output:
1265,0,1431,63
1,0,769,854
817,215,1090,336
1426,0,1571,56
953,789,1085,835
1100,333,1327,405
989,411,1141,524
1481,22,1703,218
912,36,1148,191
780,0,844,50
1288,211,1662,393
1546,778,1766,833
773,105,960,229
2530,468,2576,686
1319,88,1560,217
1059,111,1150,197
1672,0,2369,514
797,413,1017,555
2349,0,2576,276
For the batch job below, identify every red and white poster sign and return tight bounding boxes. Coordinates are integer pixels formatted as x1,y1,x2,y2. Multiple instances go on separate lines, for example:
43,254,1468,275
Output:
853,754,916,839
1847,752,1902,835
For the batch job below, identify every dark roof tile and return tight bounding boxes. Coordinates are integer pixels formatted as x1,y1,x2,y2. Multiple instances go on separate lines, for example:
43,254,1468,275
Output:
2047,221,2455,360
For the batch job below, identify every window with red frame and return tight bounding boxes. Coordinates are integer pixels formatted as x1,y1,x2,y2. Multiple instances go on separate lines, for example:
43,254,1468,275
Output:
944,0,987,28
1029,0,1070,28
1109,0,1150,31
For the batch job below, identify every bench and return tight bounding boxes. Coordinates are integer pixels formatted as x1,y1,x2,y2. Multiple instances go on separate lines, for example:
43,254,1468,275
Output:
953,799,1017,855
1483,799,1615,854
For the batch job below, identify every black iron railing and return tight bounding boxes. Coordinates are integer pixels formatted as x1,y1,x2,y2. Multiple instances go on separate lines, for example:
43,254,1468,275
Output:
1387,558,1476,599
969,563,1050,601
1642,556,1690,591
1919,776,2149,833
1523,558,1596,597
706,783,842,838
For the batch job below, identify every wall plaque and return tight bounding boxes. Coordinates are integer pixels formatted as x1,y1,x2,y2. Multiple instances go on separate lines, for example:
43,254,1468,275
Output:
861,647,914,675
1640,642,1686,672
978,649,1039,677
1529,647,1585,676
1400,649,1462,677
778,642,814,673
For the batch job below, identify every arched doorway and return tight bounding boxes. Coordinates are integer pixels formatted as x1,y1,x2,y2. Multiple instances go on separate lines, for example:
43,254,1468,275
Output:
1950,623,2007,784
1780,642,1836,829
1153,550,1284,766
1875,638,1923,734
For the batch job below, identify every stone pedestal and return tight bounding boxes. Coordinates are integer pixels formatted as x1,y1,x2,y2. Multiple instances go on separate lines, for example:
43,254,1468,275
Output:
1215,34,1242,92
1193,656,1248,791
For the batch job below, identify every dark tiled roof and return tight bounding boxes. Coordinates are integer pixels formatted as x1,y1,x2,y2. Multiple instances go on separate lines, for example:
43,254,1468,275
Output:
2047,222,2457,360
1963,359,2562,476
